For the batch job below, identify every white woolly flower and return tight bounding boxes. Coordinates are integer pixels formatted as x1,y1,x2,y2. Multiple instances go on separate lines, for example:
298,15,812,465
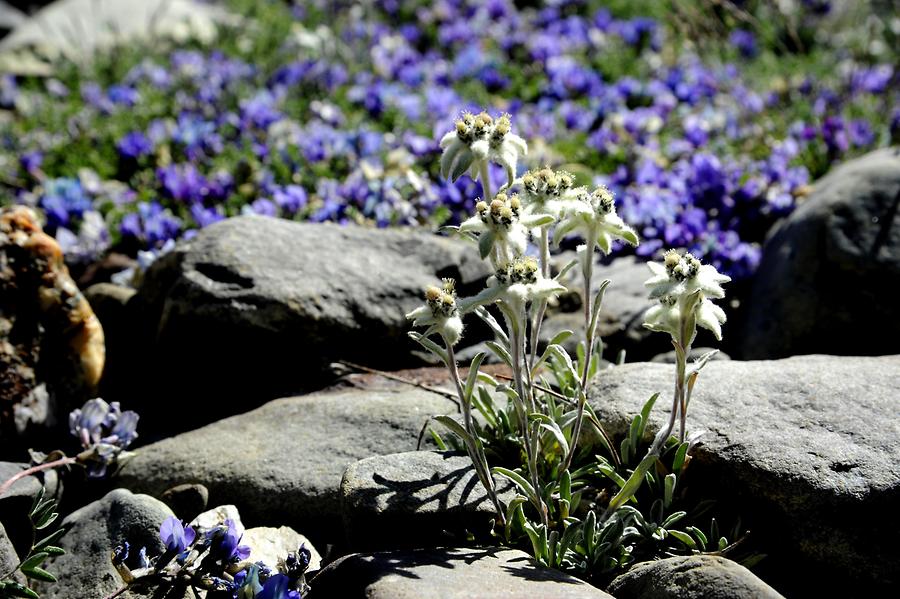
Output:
459,192,553,267
555,185,639,254
439,112,527,188
642,250,730,341
520,167,579,218
405,279,464,346
461,257,567,316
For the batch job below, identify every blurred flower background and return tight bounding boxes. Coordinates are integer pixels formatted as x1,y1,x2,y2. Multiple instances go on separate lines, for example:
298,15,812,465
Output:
0,0,897,282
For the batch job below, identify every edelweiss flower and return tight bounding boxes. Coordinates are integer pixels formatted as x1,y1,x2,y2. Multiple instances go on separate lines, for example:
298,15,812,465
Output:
643,250,731,341
461,257,566,316
555,185,639,254
439,112,527,189
405,278,465,346
520,167,578,217
459,192,553,265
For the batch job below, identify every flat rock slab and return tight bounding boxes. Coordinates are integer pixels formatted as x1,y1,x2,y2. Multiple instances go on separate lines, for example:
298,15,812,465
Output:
341,451,515,551
588,354,900,594
122,216,489,430
307,547,614,599
116,387,452,545
742,147,900,359
608,556,783,599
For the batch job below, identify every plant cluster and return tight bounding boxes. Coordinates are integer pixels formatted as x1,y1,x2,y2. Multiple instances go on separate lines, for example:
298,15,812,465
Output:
0,0,896,281
109,516,311,599
408,113,741,581
0,488,66,599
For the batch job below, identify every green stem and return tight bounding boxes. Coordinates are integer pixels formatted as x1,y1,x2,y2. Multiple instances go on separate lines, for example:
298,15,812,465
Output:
563,245,595,471
528,227,551,374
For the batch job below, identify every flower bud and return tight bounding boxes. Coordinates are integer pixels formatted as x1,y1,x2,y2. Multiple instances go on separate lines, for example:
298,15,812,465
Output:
425,286,442,301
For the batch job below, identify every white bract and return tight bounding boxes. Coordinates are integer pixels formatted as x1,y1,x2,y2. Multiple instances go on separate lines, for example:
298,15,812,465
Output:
520,167,579,218
462,257,567,317
439,112,528,189
459,192,553,267
555,185,639,254
405,279,465,346
643,250,731,341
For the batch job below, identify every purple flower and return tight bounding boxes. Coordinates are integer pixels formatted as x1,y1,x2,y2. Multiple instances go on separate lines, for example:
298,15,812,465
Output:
107,85,140,106
40,178,92,230
729,29,758,58
159,517,196,554
258,574,301,599
273,185,308,213
209,519,250,563
117,131,154,159
848,119,874,148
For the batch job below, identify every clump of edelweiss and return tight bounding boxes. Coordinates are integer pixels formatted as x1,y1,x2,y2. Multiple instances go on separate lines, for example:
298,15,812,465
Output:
440,111,527,190
405,278,464,346
520,167,577,217
643,250,731,341
555,185,639,254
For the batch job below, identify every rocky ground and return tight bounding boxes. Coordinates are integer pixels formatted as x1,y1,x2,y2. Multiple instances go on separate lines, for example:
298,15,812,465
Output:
1,147,898,597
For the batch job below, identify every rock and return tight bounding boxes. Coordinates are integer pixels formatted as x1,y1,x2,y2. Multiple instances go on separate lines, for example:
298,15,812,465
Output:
38,488,173,599
341,450,515,551
307,547,614,599
607,555,783,599
84,282,136,402
650,347,730,363
547,255,674,361
742,148,900,359
0,206,104,445
0,521,22,585
190,504,243,535
121,216,490,430
160,483,208,521
0,461,60,549
588,354,900,595
116,387,452,545
241,526,322,574
0,0,237,74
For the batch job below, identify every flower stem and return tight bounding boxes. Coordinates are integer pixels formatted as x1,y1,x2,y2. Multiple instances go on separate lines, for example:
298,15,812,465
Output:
528,227,551,373
479,162,492,201
0,456,77,497
563,245,595,471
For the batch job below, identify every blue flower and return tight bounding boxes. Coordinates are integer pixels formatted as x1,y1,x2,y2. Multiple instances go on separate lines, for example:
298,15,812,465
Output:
159,516,196,554
257,574,301,599
209,519,251,564
117,131,154,159
68,398,140,477
729,29,758,58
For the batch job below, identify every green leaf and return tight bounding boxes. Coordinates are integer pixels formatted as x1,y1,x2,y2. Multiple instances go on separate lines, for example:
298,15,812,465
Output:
3,582,40,598
554,258,578,281
638,393,660,439
529,413,569,457
587,279,611,341
493,467,538,508
35,510,58,530
687,526,708,551
19,553,48,571
432,415,475,447
29,486,45,516
672,442,690,473
478,230,496,259
667,529,696,549
43,546,65,557
473,306,509,346
663,473,676,508
22,566,57,583
661,510,686,528
408,332,448,365
559,470,572,503
606,454,657,513
464,352,486,402
429,428,448,451
485,341,513,368
34,529,65,552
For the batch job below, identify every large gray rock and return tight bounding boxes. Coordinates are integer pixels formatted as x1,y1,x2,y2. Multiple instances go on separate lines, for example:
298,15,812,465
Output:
0,521,22,585
588,354,900,595
120,216,489,430
117,387,452,545
742,148,900,359
38,489,173,599
307,547,614,599
341,451,514,551
607,555,783,599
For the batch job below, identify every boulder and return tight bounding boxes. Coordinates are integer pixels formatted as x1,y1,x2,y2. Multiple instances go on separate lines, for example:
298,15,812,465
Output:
588,354,900,595
341,450,514,551
160,483,209,521
742,148,900,359
116,386,452,545
307,547,614,599
607,555,783,599
120,216,490,430
37,488,173,599
0,521,22,585
241,526,322,574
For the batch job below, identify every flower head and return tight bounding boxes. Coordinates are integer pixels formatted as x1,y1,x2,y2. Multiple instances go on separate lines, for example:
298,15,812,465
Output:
405,278,464,346
68,398,140,477
521,167,577,217
463,257,567,316
440,111,527,188
643,250,731,341
555,185,639,254
208,518,251,564
459,191,553,266
160,517,196,554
